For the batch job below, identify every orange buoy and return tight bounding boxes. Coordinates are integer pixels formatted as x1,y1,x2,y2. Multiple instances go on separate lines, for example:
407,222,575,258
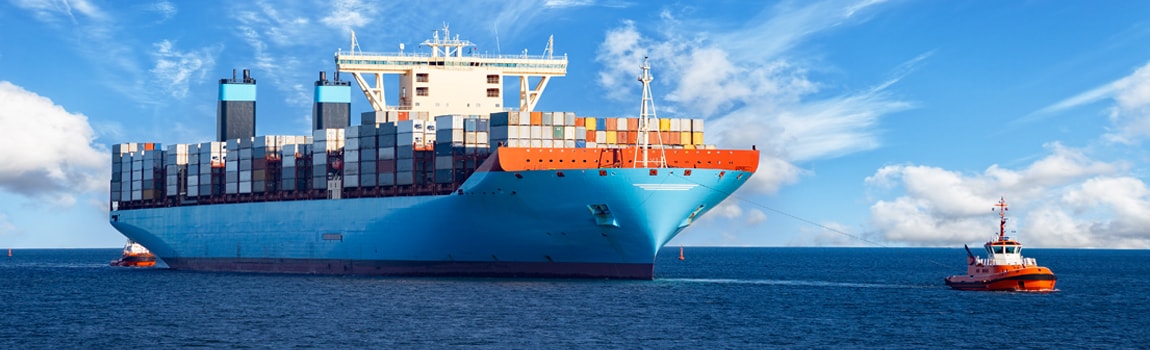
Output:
678,246,685,260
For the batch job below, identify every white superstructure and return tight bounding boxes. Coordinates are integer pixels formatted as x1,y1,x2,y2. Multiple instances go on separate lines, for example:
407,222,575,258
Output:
335,25,567,118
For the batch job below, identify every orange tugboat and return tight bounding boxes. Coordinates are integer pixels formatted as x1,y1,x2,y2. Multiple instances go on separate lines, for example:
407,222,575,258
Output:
945,198,1056,292
110,239,157,267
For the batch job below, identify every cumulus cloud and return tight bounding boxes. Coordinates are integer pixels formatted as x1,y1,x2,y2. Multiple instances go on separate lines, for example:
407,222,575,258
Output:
864,142,1150,248
0,82,107,207
595,0,910,198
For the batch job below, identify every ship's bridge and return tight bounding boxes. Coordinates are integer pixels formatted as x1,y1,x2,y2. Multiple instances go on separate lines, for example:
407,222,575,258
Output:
984,239,1025,265
335,26,567,118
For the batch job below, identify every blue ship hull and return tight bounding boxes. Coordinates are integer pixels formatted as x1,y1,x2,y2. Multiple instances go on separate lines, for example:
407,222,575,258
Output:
109,167,752,279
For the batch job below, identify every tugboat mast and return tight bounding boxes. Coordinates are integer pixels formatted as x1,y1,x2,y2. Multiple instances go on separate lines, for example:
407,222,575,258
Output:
993,197,1009,240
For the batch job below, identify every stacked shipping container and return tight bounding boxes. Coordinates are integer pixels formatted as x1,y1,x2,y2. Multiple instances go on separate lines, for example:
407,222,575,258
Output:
489,112,709,150
111,112,715,208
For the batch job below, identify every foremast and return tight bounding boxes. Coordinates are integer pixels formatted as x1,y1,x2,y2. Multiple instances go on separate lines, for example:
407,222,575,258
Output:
633,57,668,168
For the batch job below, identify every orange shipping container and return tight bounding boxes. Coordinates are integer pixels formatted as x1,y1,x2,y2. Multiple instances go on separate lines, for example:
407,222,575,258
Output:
605,118,617,130
586,130,597,142
627,118,639,130
575,117,585,127
661,132,673,145
399,111,410,121
530,111,543,125
627,131,638,144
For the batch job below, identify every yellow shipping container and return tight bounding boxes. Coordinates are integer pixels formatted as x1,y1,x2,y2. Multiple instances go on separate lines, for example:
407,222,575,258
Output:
679,131,691,145
585,117,597,131
684,144,696,150
692,132,704,145
659,118,671,132
606,131,618,144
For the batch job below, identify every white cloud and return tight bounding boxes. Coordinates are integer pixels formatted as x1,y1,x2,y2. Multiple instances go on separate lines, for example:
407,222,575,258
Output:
13,0,107,23
0,81,107,207
150,40,217,99
148,1,177,22
1026,60,1150,144
320,0,378,35
1105,61,1150,144
864,142,1150,248
595,0,909,197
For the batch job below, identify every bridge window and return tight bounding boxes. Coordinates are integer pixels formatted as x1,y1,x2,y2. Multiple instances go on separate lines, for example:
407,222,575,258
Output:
416,87,428,96
487,88,500,97
487,75,499,84
416,73,429,83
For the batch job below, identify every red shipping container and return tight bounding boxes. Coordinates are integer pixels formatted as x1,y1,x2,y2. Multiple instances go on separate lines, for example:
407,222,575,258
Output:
399,111,410,121
628,131,638,144
586,130,597,142
378,160,396,173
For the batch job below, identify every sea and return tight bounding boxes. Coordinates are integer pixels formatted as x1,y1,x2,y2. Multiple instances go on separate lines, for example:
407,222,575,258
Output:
1,247,1146,349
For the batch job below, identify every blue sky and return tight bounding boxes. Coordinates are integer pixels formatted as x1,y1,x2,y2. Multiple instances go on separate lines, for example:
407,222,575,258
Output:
2,0,1150,249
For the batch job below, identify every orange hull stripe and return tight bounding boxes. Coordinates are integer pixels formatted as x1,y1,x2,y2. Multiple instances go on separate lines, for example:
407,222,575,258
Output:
494,147,760,172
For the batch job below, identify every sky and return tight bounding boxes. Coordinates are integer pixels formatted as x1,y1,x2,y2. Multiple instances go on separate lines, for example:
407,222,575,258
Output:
1,0,1149,249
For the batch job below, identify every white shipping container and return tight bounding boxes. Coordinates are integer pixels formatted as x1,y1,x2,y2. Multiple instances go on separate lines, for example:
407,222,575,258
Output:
542,139,554,148
692,118,704,132
530,126,543,139
131,190,142,201
436,115,466,130
552,112,565,126
239,182,252,194
478,133,489,145
564,140,576,148
344,175,359,187
564,126,575,140
529,139,542,148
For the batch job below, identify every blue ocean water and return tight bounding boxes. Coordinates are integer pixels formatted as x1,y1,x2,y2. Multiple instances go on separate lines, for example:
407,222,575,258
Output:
0,247,1146,348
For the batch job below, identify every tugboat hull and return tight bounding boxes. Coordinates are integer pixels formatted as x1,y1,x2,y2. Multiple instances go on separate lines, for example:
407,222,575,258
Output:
945,266,1056,292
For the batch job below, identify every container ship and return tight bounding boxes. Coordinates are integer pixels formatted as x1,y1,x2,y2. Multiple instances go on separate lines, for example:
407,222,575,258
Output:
108,27,759,279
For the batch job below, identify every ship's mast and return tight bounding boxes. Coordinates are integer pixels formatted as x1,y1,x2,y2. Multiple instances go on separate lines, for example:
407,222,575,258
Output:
994,197,1009,240
634,57,666,168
